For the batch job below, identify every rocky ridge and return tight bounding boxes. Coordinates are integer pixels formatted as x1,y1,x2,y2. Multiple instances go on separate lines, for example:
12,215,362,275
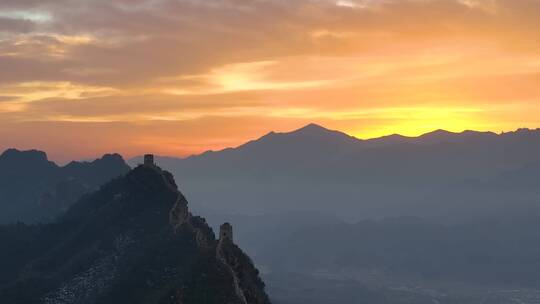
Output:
0,160,270,304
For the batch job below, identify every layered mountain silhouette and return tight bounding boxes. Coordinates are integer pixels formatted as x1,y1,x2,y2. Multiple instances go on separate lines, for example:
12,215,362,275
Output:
3,124,540,304
0,162,270,304
130,124,540,221
0,149,130,224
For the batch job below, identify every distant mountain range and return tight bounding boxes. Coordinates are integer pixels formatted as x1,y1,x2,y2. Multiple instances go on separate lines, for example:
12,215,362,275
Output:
129,124,540,221
0,163,270,304
0,149,130,223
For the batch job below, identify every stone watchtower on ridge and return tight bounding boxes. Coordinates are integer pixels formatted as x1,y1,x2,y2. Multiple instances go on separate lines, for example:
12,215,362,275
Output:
144,154,155,166
220,222,233,243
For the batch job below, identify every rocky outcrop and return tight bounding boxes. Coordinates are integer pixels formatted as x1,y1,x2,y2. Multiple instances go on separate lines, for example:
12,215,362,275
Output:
217,240,249,304
217,239,270,304
169,194,191,231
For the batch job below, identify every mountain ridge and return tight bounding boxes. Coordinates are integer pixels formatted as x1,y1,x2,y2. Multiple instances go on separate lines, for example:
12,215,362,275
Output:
0,149,131,224
0,162,270,304
126,124,540,221
130,125,540,162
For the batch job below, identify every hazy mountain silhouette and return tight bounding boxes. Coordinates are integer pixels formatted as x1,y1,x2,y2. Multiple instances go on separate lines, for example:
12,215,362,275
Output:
3,123,540,304
0,163,270,304
0,149,130,223
129,125,540,221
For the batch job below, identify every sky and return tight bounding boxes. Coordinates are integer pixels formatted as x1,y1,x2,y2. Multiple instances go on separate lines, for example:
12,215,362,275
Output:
0,0,539,162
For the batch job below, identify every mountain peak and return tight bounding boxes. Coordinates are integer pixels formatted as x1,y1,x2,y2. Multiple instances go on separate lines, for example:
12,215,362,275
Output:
0,148,50,163
0,148,56,173
421,129,455,137
65,153,126,168
247,123,360,150
292,123,332,135
300,123,326,130
99,153,124,162
252,123,354,143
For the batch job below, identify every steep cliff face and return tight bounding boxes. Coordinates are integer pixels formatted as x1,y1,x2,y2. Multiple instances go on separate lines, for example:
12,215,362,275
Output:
0,164,270,304
217,239,270,304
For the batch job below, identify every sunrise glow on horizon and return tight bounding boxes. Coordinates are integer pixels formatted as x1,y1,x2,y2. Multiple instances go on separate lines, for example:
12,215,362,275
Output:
1,0,540,162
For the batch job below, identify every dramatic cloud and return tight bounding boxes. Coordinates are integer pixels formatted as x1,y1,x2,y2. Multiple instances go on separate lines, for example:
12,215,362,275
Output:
1,0,539,161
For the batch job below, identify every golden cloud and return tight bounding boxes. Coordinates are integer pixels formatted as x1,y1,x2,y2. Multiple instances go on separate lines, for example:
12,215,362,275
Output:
0,0,539,161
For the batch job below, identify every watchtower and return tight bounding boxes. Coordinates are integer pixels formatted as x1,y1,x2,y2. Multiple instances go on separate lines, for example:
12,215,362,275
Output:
144,154,155,166
220,222,233,243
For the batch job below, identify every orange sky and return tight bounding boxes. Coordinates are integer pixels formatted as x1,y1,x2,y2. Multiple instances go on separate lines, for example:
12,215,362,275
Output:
1,0,540,162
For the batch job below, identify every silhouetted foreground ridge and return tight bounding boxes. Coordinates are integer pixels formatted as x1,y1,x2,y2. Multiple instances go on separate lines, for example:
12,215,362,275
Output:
0,161,270,304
